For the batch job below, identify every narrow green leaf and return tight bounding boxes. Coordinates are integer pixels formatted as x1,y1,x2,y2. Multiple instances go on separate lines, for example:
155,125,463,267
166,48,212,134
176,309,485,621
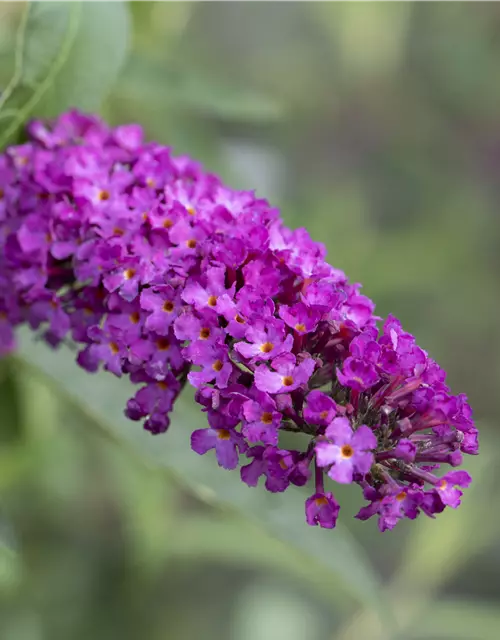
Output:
13,330,390,622
0,1,130,146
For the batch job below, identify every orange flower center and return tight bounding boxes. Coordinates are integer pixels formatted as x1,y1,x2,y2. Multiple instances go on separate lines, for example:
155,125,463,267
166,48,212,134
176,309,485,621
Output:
124,268,136,280
157,381,169,390
129,312,140,324
109,342,120,354
396,491,406,502
113,227,124,236
314,496,329,507
145,177,155,188
235,314,245,324
186,206,196,216
261,412,273,425
282,376,294,387
341,444,354,459
163,300,174,313
212,359,224,372
216,429,231,440
98,189,110,201
186,239,197,249
207,295,217,307
163,218,173,229
156,338,170,351
295,323,306,332
260,342,274,353
199,327,211,340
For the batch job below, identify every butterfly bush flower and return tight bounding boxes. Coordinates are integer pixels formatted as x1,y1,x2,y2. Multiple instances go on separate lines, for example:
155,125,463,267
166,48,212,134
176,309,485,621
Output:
0,111,478,532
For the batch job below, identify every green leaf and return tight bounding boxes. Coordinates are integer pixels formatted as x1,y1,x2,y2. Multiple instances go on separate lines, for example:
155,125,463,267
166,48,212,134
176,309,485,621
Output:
313,3,411,80
409,599,500,640
12,329,390,622
391,446,496,595
167,514,350,611
232,580,324,640
116,55,284,123
0,537,21,593
0,1,130,146
0,360,22,443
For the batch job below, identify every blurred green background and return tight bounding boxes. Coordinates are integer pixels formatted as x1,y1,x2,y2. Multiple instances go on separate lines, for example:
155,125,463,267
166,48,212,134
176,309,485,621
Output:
1,2,500,639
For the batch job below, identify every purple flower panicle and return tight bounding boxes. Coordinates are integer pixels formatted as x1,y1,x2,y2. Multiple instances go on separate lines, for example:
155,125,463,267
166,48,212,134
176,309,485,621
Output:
0,111,478,532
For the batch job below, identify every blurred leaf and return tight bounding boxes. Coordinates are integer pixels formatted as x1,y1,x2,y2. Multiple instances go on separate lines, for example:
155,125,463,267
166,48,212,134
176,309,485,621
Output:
15,365,59,441
334,446,499,640
409,598,500,640
391,446,496,595
0,447,33,496
314,3,411,81
12,330,391,623
0,1,130,146
232,580,324,640
168,514,349,611
104,442,177,576
117,55,284,123
129,3,193,58
0,538,21,593
0,361,21,443
0,361,42,491
336,593,500,640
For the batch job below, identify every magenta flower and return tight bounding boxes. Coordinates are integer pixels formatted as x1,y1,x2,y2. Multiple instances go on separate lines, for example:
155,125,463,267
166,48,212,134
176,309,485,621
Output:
103,256,154,302
28,294,70,342
191,426,246,470
356,486,423,532
235,318,293,362
182,267,233,312
0,111,478,534
336,357,380,392
305,492,340,529
216,294,248,339
240,446,289,492
242,391,281,445
434,470,472,508
128,374,180,417
187,344,233,389
315,418,376,484
254,354,316,394
279,302,320,335
173,310,225,349
303,390,338,426
79,326,128,377
140,286,180,335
